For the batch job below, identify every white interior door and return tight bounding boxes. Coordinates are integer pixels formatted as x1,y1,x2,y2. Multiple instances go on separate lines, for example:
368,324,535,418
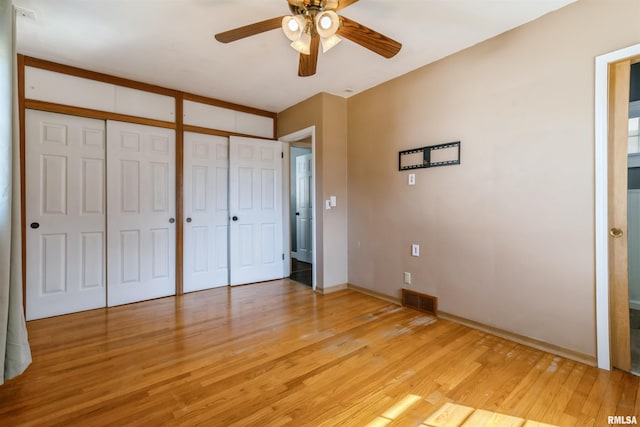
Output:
295,153,313,264
25,110,107,320
229,136,284,285
107,121,176,306
183,132,229,292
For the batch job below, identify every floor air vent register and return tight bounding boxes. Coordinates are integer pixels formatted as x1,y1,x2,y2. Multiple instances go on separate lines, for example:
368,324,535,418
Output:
402,289,438,316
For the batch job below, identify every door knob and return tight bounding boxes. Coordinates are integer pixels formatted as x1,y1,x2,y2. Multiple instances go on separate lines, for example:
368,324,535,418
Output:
186,217,192,223
296,212,300,216
169,218,175,224
609,227,624,238
30,222,39,229
232,216,238,221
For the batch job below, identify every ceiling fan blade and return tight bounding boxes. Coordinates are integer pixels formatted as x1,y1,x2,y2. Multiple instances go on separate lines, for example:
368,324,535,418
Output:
215,16,286,43
298,35,320,77
337,16,401,58
335,0,360,12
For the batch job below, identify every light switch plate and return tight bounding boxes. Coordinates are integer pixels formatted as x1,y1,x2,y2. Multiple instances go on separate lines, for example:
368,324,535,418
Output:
412,244,420,257
330,196,337,207
325,200,331,210
408,174,416,186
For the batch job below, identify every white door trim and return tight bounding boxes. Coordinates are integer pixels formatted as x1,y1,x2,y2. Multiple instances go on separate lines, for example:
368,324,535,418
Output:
280,126,317,291
595,43,640,371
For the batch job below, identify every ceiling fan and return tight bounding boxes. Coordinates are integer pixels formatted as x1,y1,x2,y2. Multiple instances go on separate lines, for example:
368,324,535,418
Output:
214,0,402,77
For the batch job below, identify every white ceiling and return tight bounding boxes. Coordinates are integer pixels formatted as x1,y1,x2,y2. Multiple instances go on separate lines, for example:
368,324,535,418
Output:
13,0,576,113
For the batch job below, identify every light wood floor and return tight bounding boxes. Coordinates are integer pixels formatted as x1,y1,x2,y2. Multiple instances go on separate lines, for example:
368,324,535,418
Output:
0,280,637,426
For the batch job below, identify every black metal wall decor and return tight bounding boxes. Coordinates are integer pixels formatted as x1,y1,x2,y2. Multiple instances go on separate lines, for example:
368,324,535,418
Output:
398,141,461,171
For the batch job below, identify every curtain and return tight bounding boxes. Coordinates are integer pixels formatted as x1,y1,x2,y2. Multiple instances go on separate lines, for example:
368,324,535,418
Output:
0,0,31,385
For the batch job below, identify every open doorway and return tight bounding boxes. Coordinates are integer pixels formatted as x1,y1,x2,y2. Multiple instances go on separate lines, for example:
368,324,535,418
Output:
597,50,640,372
289,144,312,287
281,126,316,290
627,62,640,373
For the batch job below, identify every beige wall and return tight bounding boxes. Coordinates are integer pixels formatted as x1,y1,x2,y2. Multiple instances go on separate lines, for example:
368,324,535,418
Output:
278,93,348,290
347,0,640,357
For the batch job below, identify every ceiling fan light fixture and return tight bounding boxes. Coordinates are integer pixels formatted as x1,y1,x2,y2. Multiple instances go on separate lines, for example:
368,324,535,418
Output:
214,0,403,78
320,34,341,53
287,18,299,32
282,15,306,41
291,30,312,55
315,10,340,38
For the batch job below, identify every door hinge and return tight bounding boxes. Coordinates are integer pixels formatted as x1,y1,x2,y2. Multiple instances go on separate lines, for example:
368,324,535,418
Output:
282,253,285,260
281,152,284,159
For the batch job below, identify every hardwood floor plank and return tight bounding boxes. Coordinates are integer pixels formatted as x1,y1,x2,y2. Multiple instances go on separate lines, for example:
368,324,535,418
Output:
0,280,637,426
461,409,525,427
616,366,639,415
541,361,584,425
525,358,574,422
423,402,474,426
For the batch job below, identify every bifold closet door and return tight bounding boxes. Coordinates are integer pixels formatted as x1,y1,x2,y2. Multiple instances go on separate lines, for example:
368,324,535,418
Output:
107,121,176,306
229,136,284,286
183,132,229,292
25,110,107,320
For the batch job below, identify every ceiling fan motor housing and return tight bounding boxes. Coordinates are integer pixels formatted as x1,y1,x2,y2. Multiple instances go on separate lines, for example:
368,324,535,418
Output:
289,0,337,15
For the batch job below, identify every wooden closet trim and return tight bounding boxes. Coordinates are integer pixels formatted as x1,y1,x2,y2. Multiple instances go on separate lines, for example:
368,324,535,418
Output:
18,55,27,315
183,92,276,120
24,99,177,129
183,124,274,140
24,56,278,138
19,55,280,310
175,94,184,295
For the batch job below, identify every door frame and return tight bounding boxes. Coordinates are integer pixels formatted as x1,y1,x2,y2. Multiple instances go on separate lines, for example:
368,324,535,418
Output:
595,43,640,370
280,126,316,291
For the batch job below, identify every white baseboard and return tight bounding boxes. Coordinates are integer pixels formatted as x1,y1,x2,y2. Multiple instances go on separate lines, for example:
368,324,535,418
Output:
631,299,640,311
347,284,401,305
346,284,597,367
316,283,348,294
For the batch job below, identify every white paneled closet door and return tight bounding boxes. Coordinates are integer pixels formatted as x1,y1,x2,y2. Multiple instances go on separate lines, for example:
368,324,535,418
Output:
107,121,176,306
183,132,229,292
229,136,284,286
25,110,107,320
295,153,313,264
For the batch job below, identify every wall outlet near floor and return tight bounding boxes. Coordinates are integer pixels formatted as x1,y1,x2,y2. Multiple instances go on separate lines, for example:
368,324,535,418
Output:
403,272,412,285
412,244,420,257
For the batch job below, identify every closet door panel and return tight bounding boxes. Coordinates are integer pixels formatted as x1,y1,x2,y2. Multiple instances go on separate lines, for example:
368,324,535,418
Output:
229,136,283,286
107,121,176,306
183,132,228,292
25,110,106,320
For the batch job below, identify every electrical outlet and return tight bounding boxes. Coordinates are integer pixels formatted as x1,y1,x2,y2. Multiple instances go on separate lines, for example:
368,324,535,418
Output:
412,244,420,257
403,272,412,285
